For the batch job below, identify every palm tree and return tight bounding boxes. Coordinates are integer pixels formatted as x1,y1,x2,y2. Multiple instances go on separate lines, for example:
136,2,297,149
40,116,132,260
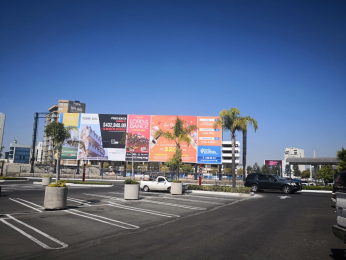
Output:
44,121,82,183
214,108,243,188
238,116,258,181
157,117,197,179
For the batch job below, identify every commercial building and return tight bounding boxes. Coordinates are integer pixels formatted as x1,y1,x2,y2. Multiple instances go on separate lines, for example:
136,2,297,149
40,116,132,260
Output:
35,142,43,162
0,113,5,155
221,141,240,165
284,147,305,174
8,140,31,164
42,100,86,163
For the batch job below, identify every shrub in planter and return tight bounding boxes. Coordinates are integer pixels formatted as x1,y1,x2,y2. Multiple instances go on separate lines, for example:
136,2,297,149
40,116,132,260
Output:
42,174,52,186
124,179,140,200
187,184,251,194
171,180,183,195
44,180,68,210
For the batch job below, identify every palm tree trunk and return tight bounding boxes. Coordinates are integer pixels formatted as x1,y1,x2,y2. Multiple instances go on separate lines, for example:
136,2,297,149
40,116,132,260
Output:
56,150,60,183
232,132,236,188
242,130,247,182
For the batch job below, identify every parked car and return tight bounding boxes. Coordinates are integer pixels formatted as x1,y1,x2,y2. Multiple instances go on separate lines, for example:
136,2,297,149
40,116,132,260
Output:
140,176,187,193
332,171,346,243
244,173,302,194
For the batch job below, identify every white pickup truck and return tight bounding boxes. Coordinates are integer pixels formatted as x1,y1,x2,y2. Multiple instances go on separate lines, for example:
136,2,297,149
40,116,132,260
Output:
140,176,187,193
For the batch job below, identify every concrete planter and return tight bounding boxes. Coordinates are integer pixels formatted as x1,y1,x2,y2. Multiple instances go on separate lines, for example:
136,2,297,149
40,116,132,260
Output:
171,182,183,195
124,184,140,200
44,187,68,210
42,177,52,186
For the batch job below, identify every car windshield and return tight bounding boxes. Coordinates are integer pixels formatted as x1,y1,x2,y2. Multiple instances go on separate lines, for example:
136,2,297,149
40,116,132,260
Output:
166,178,173,182
273,175,285,180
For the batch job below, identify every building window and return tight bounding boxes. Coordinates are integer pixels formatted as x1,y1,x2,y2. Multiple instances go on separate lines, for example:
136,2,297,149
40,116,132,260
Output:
59,107,63,111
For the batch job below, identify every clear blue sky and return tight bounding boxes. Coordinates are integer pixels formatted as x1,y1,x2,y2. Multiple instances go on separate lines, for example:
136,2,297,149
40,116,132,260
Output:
1,0,345,166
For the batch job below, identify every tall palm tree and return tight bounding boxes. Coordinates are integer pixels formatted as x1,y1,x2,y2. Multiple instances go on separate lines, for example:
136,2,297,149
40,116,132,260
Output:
214,108,243,187
238,116,258,181
157,117,197,179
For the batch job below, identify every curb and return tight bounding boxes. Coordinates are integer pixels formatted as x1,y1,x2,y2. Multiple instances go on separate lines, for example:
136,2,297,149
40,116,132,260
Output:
186,190,254,197
27,177,124,182
298,190,332,194
0,180,28,182
33,182,113,187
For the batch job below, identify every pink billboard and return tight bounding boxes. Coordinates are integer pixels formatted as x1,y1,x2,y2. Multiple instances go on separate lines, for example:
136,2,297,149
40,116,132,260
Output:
264,160,282,167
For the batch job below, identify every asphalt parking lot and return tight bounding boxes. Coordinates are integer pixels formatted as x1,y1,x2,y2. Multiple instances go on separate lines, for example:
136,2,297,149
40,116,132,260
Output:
0,181,253,259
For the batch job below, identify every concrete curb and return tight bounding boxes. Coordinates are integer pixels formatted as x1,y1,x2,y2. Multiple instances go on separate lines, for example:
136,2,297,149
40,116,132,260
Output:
186,190,254,197
0,180,28,182
33,182,113,187
27,177,124,182
298,190,332,194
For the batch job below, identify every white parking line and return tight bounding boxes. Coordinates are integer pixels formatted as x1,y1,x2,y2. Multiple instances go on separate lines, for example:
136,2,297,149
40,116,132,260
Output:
9,198,42,212
149,196,224,205
65,209,140,229
107,201,180,218
15,198,45,209
140,200,206,210
0,215,68,250
181,194,237,201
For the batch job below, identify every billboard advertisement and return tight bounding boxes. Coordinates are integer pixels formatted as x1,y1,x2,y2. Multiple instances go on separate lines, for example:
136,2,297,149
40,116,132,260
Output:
59,113,81,159
149,115,198,163
60,113,223,164
197,117,222,164
264,160,282,167
68,101,86,113
126,115,151,162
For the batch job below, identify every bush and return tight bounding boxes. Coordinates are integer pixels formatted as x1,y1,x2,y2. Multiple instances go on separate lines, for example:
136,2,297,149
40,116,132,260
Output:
43,174,52,177
187,185,251,194
0,177,27,180
302,186,333,191
172,180,182,183
124,179,139,184
67,181,112,185
48,180,68,187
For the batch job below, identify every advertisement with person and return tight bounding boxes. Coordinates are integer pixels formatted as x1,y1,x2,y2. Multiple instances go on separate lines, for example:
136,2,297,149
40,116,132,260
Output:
78,113,108,160
98,114,128,161
59,113,81,160
126,115,151,162
149,115,197,163
197,116,222,164
264,160,282,167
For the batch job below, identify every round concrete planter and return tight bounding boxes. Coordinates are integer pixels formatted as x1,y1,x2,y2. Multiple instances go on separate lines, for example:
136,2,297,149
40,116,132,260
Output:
42,177,52,186
44,187,68,210
171,182,183,195
124,184,140,200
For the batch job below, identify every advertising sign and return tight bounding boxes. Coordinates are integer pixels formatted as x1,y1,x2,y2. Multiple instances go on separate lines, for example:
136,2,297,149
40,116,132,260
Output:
126,115,151,162
264,160,282,167
197,117,222,164
149,115,197,163
68,101,86,113
59,113,81,159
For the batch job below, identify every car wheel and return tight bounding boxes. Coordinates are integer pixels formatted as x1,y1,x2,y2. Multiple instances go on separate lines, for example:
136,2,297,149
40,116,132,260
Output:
251,184,259,192
282,185,292,194
168,187,171,193
143,186,149,192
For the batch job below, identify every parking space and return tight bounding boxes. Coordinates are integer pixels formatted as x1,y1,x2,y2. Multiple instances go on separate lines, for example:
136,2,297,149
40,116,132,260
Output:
0,182,254,258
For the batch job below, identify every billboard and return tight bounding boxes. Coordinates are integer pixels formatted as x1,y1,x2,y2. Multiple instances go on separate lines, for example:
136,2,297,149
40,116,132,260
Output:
149,115,198,163
126,115,151,162
197,117,222,164
68,101,86,113
60,113,222,164
264,160,282,167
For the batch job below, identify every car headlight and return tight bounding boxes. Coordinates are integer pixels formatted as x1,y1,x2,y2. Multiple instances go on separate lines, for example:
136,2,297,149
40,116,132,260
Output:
290,183,296,186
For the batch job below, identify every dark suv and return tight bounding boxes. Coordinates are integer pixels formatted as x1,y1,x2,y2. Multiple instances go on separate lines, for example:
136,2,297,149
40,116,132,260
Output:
332,171,346,243
244,173,302,194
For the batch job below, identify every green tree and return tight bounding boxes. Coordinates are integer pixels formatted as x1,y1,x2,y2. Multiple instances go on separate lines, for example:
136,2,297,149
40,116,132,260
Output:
237,168,244,176
224,168,231,174
246,165,253,174
157,116,197,179
44,121,76,182
293,165,301,177
318,165,334,185
237,115,258,181
0,145,4,159
182,164,193,173
261,164,270,174
214,108,243,187
301,169,310,179
337,147,346,172
211,167,219,174
160,165,170,172
285,164,290,176
121,133,149,179
253,162,261,173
